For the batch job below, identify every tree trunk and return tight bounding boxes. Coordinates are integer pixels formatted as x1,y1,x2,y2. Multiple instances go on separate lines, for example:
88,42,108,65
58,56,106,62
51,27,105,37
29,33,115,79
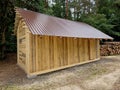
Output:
74,0,76,20
65,0,68,19
45,0,48,8
0,28,6,60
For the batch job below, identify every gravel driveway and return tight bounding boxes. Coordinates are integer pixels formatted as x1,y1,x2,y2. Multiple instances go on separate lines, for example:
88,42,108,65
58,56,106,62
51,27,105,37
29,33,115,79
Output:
0,53,120,90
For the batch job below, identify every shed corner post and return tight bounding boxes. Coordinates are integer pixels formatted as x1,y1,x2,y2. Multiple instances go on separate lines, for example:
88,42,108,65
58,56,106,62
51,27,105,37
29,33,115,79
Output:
25,29,32,77
97,39,100,59
17,21,20,66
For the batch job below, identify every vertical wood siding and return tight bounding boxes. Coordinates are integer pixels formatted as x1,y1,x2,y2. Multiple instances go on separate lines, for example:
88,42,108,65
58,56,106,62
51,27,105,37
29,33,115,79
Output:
28,34,100,74
17,20,27,72
17,20,100,75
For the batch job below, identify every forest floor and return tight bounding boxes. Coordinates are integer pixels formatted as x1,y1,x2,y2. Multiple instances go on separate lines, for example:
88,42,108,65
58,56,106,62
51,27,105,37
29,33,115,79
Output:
0,53,120,90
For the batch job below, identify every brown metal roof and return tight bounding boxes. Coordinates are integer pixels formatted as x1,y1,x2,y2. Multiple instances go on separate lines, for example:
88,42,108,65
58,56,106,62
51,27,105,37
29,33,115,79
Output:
16,8,113,39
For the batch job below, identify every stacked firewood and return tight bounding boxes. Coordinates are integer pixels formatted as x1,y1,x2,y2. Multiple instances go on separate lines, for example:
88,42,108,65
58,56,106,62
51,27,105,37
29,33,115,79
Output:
100,42,120,56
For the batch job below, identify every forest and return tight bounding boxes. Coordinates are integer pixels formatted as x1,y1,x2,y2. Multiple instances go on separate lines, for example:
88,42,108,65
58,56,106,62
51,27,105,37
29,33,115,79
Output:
0,0,120,59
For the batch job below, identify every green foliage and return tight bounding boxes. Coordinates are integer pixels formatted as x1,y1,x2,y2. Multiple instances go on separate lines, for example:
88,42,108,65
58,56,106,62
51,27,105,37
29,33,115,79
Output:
52,0,72,19
0,0,53,59
15,0,43,12
0,0,14,33
52,0,66,18
14,0,53,15
96,0,114,18
52,2,64,18
6,26,17,52
80,14,119,36
0,0,15,59
77,0,120,40
96,0,120,40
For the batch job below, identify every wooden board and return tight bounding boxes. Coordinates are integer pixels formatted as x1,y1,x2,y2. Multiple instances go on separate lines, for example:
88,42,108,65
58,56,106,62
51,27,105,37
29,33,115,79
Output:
17,20,27,72
16,22,100,76
15,11,101,77
26,35,100,75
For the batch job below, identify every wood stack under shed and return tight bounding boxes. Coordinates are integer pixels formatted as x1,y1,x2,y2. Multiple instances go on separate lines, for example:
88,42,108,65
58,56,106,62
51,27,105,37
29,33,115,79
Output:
100,42,120,56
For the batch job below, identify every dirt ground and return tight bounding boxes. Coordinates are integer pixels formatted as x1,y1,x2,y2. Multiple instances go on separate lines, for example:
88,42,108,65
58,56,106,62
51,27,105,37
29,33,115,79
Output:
0,53,120,90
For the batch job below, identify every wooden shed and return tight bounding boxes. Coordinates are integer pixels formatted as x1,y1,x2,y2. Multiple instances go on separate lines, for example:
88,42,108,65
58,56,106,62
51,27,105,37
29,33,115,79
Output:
14,8,113,78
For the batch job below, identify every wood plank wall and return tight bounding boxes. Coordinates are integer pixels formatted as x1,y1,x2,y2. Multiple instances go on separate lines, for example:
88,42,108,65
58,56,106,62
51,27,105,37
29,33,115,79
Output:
16,12,100,76
28,34,100,74
17,20,27,72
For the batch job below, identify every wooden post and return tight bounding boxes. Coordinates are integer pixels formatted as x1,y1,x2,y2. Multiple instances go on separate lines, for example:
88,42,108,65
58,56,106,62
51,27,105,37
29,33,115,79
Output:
65,0,68,19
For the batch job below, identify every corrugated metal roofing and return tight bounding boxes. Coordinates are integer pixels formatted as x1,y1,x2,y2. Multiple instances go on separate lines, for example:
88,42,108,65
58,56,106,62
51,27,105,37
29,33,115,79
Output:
16,8,113,39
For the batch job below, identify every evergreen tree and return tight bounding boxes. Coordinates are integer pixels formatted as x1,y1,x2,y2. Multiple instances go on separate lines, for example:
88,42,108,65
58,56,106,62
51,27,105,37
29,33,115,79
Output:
0,0,53,59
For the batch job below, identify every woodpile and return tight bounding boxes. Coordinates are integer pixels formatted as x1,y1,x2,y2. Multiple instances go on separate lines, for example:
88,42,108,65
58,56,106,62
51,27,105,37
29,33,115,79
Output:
100,42,120,56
